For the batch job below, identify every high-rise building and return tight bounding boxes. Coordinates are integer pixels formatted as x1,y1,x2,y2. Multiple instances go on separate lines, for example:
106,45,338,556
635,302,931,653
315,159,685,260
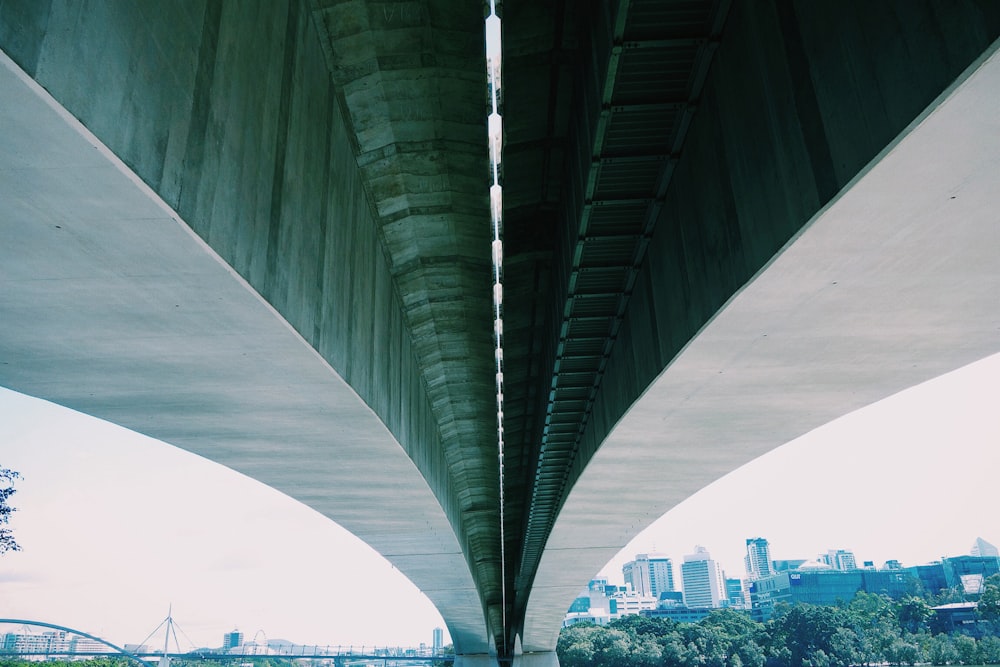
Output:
823,549,858,571
681,545,726,608
972,537,999,557
725,577,745,608
223,630,243,651
745,537,772,580
3,631,72,655
623,553,675,598
432,628,444,652
563,578,656,627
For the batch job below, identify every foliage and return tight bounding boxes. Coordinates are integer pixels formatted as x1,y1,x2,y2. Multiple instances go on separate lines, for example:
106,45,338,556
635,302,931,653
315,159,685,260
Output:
556,590,1000,667
0,466,20,554
977,574,1000,627
896,596,934,634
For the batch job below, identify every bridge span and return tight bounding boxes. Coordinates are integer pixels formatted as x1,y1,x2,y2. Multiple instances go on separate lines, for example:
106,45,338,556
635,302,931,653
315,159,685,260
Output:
2,2,1000,666
0,619,449,665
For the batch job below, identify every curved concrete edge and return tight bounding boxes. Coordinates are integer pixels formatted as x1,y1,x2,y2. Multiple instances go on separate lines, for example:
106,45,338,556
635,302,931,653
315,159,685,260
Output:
0,47,490,654
513,653,559,667
520,36,1000,652
454,655,499,667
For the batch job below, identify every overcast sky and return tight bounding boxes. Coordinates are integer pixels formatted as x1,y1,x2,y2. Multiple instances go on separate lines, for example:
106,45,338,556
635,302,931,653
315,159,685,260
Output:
600,350,1000,586
0,389,448,651
2,351,997,652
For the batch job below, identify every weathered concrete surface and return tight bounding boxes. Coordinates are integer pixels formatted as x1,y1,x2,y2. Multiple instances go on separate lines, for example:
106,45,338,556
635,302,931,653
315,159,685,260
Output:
3,0,1000,662
0,0,494,655
520,14,1000,653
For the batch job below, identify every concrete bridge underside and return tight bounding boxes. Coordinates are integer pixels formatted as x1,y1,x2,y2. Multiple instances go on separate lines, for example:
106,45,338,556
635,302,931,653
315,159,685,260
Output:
1,1,999,664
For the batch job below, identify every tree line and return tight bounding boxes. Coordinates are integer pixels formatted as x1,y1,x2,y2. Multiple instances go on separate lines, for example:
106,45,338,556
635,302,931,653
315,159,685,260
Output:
558,577,1000,667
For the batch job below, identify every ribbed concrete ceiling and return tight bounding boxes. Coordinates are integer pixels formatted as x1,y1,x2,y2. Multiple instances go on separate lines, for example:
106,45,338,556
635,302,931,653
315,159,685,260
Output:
309,0,504,639
500,0,732,644
311,0,738,650
3,0,999,662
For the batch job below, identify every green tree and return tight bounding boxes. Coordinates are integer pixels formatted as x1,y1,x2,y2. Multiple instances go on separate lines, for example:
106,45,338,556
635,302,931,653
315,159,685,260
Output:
557,623,600,667
608,613,676,638
977,573,1000,630
845,592,898,665
606,615,672,667
977,635,1000,664
700,609,766,667
629,632,664,667
896,596,934,634
678,622,727,667
590,627,631,667
802,648,830,667
930,586,967,606
828,628,862,667
766,604,848,667
952,635,979,666
885,637,921,666
926,633,960,665
0,466,20,554
658,628,690,667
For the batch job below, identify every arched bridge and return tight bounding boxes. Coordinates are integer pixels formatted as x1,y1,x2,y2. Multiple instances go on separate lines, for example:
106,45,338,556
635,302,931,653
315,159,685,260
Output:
0,618,450,664
2,2,999,666
0,619,146,666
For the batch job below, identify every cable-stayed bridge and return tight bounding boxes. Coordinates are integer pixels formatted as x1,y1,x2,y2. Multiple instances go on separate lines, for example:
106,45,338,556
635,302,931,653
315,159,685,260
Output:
0,618,452,665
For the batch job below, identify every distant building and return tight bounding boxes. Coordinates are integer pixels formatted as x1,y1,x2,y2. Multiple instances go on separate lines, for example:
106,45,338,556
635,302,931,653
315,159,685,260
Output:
931,602,989,637
223,630,244,651
563,578,659,626
908,562,950,595
0,630,102,658
972,537,999,558
822,549,858,571
747,553,1000,621
563,579,618,627
641,606,715,623
943,554,1000,594
745,538,772,580
71,638,106,653
772,559,808,572
725,577,745,608
623,553,675,597
681,546,727,608
3,630,72,657
432,628,443,652
610,589,658,617
658,591,685,604
748,568,915,621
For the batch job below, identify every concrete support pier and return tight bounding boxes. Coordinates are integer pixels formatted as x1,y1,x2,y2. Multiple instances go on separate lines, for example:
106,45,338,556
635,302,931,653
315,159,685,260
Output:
512,652,559,667
454,654,500,667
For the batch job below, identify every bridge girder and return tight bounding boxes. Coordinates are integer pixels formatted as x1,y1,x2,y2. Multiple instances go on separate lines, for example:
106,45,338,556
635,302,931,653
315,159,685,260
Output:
2,0,1000,663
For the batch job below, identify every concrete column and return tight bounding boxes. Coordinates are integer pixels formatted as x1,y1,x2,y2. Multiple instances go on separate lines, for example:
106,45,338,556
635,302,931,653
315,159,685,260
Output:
512,652,559,667
454,654,498,667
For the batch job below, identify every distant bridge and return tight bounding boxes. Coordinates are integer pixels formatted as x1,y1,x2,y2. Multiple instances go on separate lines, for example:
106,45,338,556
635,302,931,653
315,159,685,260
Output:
0,619,452,664
0,619,145,666
7,651,451,663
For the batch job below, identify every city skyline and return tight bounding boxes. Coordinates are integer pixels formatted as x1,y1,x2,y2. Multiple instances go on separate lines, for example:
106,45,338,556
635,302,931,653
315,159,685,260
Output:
598,350,1000,586
2,351,999,650
613,535,997,603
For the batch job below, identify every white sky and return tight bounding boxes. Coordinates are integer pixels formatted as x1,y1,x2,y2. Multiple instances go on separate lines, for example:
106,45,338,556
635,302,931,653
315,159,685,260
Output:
0,390,448,651
599,351,1000,587
2,352,998,651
